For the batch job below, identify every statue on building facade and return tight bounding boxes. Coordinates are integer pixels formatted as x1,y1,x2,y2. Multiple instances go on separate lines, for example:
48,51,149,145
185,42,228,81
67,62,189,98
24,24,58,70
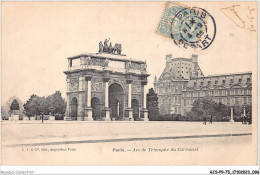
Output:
103,58,109,68
98,41,103,53
141,60,147,71
126,60,132,71
86,56,91,65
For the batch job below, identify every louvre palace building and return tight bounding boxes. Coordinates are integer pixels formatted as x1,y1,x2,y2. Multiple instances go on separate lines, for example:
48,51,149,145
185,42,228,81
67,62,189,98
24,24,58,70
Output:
64,39,149,121
153,54,252,117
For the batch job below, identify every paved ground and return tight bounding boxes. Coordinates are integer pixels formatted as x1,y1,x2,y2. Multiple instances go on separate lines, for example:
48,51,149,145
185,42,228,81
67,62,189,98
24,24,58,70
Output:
1,121,256,165
2,121,252,146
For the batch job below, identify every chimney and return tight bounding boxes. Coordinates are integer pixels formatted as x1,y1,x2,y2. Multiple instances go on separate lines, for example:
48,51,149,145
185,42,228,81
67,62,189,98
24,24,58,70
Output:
165,54,172,69
191,54,199,77
191,54,198,63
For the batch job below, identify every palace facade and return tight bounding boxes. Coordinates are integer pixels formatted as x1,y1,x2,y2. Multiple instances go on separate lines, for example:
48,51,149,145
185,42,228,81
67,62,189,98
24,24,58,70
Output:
154,54,252,118
64,41,149,121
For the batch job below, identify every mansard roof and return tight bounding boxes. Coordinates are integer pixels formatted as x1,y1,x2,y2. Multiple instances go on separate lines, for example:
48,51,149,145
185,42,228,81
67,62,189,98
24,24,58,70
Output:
185,71,252,90
158,68,176,81
191,71,252,79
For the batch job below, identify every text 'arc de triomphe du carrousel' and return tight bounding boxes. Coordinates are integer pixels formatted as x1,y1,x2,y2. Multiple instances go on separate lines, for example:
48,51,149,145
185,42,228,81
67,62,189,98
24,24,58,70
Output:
64,39,150,121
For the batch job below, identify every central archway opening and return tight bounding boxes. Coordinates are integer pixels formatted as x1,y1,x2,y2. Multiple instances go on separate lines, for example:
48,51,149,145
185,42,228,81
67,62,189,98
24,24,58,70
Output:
132,99,140,121
71,97,78,120
91,97,101,120
109,83,124,120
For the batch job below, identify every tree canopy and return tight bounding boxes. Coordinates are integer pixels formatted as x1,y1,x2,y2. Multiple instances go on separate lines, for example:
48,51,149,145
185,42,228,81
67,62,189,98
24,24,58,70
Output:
147,88,159,120
10,99,20,111
23,91,66,117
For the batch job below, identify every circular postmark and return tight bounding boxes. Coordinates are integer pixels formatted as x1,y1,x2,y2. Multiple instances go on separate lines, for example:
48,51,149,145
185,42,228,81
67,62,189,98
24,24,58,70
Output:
170,7,216,51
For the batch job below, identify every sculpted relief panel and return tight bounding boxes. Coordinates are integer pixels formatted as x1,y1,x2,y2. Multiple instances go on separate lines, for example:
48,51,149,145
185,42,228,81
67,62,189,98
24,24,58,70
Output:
91,77,103,92
70,78,79,91
132,80,141,94
81,57,104,66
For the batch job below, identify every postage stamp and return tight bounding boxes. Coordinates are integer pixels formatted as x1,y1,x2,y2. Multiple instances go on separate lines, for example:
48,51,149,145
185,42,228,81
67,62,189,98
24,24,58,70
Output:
157,2,216,51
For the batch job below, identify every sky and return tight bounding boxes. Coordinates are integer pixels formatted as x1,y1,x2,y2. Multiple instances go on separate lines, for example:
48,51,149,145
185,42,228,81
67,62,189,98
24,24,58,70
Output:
2,1,257,104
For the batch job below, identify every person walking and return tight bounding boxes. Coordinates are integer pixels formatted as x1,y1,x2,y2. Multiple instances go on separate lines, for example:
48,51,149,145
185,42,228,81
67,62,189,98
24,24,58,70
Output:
210,115,213,124
203,116,207,125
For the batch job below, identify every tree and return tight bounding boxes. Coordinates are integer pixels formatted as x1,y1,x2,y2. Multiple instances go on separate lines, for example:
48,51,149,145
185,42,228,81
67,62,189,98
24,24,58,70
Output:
23,91,66,121
188,97,230,121
47,91,66,116
1,106,9,120
10,99,20,115
147,88,159,120
23,94,42,119
213,102,230,121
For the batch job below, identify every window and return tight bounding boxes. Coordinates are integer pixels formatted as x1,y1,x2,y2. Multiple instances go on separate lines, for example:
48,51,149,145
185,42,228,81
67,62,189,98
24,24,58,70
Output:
230,79,233,84
239,78,242,83
235,97,239,105
215,80,218,84
222,80,226,84
247,78,251,83
200,82,204,86
194,82,197,86
208,81,211,85
248,97,252,104
178,96,181,104
244,97,247,104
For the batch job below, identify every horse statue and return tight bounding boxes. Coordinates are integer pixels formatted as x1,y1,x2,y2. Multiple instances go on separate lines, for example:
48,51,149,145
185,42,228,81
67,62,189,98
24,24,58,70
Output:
113,43,122,55
103,38,110,52
108,42,113,53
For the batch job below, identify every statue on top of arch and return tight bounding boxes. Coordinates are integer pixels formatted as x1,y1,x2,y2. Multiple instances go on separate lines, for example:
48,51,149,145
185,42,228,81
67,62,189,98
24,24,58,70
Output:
98,38,122,55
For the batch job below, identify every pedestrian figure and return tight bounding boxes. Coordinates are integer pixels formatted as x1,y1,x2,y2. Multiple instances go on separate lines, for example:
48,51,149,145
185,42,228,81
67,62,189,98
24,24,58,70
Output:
41,114,44,123
249,116,252,125
244,115,247,124
203,116,207,125
210,115,213,124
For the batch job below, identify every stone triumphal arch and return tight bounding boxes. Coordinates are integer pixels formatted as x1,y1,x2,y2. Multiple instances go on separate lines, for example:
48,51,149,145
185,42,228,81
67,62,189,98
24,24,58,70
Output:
64,40,149,121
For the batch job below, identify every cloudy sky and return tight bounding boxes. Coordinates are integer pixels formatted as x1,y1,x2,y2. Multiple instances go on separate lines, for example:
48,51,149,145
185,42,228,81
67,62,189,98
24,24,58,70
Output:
2,1,257,104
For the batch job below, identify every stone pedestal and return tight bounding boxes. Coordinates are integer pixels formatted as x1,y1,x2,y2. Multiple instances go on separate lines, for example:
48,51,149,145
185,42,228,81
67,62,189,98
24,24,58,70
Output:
85,107,93,121
76,117,84,121
142,109,149,121
11,115,19,121
125,108,133,121
49,116,55,121
230,106,234,122
103,108,111,121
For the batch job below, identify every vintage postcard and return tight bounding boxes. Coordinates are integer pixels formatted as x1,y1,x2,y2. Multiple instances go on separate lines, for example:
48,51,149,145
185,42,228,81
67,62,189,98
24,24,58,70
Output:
1,1,258,168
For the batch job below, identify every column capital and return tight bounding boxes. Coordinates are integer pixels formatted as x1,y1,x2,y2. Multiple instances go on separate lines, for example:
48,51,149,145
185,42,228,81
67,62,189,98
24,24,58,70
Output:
85,76,92,81
126,79,133,84
103,77,110,82
141,80,148,85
